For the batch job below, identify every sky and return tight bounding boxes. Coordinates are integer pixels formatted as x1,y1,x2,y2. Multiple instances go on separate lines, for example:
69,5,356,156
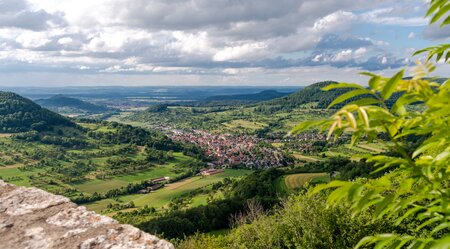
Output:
0,0,449,87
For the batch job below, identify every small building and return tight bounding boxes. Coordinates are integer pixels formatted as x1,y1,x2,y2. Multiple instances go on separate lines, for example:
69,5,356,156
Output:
138,184,163,194
201,169,225,176
151,177,170,183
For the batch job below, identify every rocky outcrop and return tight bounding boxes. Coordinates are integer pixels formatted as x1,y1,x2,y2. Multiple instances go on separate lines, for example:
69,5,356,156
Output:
0,180,174,249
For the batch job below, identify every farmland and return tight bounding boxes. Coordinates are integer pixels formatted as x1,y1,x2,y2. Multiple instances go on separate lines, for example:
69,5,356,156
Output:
84,169,252,214
276,173,330,191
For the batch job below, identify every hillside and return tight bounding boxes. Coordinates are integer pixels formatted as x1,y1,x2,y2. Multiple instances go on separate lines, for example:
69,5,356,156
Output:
197,90,292,106
0,92,75,132
255,81,351,113
36,95,111,114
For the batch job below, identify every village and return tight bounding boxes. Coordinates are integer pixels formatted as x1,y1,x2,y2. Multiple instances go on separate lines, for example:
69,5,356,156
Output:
169,129,291,168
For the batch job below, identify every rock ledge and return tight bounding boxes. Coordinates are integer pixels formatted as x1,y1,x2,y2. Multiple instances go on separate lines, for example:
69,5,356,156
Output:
0,180,174,249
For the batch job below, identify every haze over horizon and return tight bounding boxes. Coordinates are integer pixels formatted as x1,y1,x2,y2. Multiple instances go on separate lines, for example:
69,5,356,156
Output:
0,0,449,87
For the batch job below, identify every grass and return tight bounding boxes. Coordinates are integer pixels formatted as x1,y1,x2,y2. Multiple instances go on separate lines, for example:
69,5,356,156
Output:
190,194,209,207
310,175,331,185
292,153,322,162
74,153,191,194
274,175,289,193
84,169,252,213
0,167,45,187
223,120,267,130
283,173,328,190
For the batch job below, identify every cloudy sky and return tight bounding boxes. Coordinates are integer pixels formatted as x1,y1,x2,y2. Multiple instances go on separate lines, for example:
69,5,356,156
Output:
0,0,448,87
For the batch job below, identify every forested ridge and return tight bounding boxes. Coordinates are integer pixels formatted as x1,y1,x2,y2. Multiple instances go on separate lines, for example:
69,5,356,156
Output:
0,91,75,132
36,95,111,113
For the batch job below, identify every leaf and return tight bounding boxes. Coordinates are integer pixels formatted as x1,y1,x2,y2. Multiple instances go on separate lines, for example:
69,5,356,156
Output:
322,82,364,91
374,194,396,219
431,222,450,235
381,70,404,100
347,183,364,202
310,181,349,195
426,0,446,17
327,121,338,139
430,235,450,249
417,216,442,231
355,236,377,248
291,120,328,134
433,151,450,163
344,111,357,129
412,141,439,158
443,14,450,26
358,107,370,129
350,97,380,106
327,89,373,108
430,3,450,24
369,75,382,90
395,207,425,226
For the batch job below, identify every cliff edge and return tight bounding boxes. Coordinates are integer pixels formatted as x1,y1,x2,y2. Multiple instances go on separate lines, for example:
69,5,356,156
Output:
0,180,174,249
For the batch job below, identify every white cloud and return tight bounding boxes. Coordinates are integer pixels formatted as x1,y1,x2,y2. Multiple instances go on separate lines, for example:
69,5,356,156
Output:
213,42,268,61
360,8,427,26
15,31,51,48
0,0,447,86
57,37,73,45
313,11,357,33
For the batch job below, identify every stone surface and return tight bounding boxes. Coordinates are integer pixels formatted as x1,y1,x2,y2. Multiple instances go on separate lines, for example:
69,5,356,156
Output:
0,180,174,249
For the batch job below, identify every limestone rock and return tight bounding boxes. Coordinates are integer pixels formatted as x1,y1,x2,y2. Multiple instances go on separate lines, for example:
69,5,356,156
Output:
0,180,174,249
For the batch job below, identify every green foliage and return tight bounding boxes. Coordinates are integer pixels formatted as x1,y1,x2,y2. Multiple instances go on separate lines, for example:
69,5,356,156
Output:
198,90,291,106
256,81,351,114
413,0,449,63
0,91,75,132
177,193,394,249
292,3,450,246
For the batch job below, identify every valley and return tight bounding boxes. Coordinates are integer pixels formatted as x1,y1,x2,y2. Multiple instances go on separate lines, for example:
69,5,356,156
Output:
0,76,448,246
0,84,375,219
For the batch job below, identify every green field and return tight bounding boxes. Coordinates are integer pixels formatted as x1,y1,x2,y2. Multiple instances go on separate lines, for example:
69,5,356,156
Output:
276,173,329,191
223,119,267,130
74,153,191,194
84,169,252,213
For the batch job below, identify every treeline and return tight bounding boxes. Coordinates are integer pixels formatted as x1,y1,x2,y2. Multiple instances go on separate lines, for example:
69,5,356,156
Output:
14,130,90,149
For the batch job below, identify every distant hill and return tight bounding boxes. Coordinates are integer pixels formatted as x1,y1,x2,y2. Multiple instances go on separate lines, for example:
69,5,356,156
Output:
206,90,290,102
254,81,352,113
196,90,292,106
36,95,111,114
0,92,75,132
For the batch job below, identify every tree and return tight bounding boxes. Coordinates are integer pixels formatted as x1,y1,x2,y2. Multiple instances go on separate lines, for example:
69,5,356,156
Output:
293,1,450,248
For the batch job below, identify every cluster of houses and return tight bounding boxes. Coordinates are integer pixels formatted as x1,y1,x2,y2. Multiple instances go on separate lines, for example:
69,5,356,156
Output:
170,129,290,168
